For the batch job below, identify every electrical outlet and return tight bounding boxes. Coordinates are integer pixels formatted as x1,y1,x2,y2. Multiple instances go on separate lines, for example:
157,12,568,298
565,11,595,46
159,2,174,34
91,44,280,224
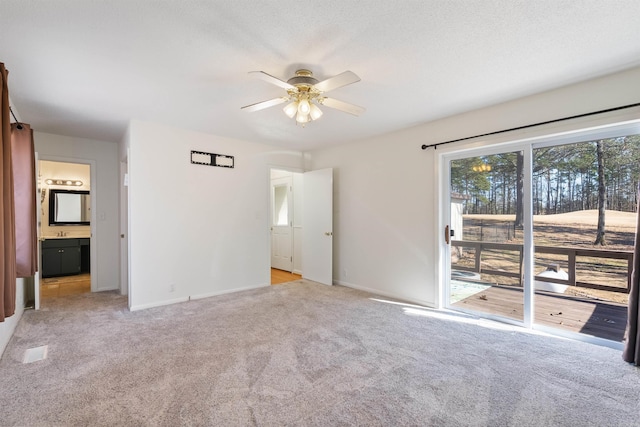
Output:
169,283,175,292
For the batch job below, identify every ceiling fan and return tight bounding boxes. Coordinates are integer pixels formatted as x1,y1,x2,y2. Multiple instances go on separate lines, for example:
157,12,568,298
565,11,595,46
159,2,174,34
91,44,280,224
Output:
241,69,365,126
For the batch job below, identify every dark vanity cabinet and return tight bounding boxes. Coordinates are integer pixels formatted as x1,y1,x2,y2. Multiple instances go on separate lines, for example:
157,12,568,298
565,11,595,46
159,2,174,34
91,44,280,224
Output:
41,238,90,278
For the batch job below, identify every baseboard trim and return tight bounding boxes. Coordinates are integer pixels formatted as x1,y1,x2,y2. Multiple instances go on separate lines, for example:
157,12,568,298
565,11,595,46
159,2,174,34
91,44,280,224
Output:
1,278,27,358
96,286,119,292
190,283,269,301
0,306,24,359
333,279,436,309
129,283,270,311
130,296,189,311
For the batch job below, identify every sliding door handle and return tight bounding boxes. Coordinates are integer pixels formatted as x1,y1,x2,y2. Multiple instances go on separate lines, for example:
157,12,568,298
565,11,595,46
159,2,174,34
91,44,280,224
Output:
445,225,450,245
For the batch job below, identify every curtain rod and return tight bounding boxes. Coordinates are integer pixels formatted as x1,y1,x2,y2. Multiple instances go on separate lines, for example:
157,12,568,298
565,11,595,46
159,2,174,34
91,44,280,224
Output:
420,102,640,150
9,106,23,129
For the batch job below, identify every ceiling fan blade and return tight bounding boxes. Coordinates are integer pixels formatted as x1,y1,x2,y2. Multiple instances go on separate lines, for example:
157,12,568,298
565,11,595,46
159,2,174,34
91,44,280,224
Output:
249,71,295,90
320,97,365,116
241,97,288,112
313,71,360,93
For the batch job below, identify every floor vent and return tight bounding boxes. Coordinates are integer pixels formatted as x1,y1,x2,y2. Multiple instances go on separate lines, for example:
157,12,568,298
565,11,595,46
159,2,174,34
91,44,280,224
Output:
23,345,48,364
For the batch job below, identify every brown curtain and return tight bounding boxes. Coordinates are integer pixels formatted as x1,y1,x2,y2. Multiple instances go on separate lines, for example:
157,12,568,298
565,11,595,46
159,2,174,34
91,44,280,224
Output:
623,191,640,365
0,63,17,321
11,123,36,277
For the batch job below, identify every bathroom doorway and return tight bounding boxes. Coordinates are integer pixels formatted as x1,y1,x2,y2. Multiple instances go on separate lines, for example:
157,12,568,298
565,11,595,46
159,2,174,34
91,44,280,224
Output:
38,160,94,301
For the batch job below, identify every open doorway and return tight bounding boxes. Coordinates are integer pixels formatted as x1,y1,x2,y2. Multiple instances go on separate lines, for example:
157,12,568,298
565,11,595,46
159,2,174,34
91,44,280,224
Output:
270,169,303,284
269,167,335,286
38,160,93,301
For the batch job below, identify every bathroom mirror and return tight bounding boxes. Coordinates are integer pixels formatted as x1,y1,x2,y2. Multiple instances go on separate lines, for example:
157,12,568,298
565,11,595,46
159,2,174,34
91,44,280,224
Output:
49,189,91,226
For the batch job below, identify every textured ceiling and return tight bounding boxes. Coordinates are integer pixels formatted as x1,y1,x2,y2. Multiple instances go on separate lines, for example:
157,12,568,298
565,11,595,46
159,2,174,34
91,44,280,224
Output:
2,1,640,151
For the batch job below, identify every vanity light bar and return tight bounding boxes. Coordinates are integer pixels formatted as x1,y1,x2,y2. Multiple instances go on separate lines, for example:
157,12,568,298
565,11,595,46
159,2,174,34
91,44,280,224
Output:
45,179,83,186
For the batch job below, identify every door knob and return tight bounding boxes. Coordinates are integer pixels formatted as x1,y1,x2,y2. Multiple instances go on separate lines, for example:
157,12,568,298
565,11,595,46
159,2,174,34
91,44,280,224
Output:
324,232,333,236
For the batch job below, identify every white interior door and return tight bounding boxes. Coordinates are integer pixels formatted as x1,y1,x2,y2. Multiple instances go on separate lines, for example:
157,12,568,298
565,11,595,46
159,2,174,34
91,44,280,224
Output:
302,168,333,285
271,177,293,271
120,159,129,295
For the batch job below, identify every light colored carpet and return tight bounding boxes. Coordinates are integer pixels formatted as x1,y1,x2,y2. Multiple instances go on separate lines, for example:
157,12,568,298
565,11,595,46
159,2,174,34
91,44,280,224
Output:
0,280,639,426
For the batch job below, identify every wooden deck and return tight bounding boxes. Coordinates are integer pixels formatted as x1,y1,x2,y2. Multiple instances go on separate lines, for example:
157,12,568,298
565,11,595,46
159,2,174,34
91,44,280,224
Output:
452,285,628,342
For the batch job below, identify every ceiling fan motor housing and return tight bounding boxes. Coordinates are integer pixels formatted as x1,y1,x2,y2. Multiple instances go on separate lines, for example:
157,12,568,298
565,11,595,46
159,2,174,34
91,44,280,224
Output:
286,69,319,91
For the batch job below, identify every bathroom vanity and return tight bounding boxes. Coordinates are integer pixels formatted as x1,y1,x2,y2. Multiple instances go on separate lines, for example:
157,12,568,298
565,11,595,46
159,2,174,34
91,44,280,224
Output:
41,238,90,278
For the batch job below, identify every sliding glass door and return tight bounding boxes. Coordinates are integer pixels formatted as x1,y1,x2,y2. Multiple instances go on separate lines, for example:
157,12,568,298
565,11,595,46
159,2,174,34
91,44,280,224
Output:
445,127,639,345
448,150,525,323
531,137,638,342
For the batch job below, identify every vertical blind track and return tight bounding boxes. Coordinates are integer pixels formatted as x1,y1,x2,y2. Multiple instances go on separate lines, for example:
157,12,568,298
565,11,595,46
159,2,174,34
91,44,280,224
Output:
420,102,640,150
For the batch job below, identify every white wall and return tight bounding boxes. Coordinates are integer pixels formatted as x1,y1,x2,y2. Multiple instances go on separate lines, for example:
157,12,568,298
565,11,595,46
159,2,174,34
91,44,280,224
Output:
128,120,304,310
0,278,25,357
308,66,640,308
308,133,437,305
35,132,120,291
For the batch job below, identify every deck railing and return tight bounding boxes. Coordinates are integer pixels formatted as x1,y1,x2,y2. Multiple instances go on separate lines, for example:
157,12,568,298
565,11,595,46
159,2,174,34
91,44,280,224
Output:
451,240,634,293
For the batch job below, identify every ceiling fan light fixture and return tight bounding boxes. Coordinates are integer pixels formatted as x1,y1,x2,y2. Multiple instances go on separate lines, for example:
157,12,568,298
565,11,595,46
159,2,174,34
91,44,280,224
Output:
283,101,298,118
297,98,311,115
242,69,364,126
296,112,310,124
309,103,323,121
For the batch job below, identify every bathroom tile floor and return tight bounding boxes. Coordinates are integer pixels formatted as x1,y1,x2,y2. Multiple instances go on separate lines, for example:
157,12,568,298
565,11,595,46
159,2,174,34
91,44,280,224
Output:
41,273,91,299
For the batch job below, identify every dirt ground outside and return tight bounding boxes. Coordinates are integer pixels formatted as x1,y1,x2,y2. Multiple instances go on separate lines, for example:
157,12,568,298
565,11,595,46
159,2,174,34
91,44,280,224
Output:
453,210,636,304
